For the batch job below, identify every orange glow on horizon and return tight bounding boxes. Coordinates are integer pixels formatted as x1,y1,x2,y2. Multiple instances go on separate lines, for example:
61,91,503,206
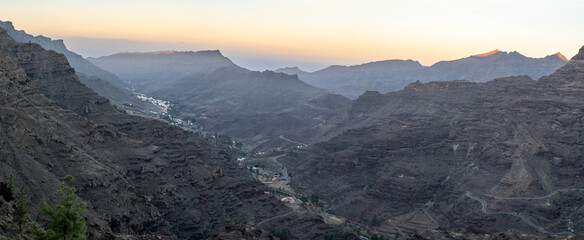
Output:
2,0,582,69
473,49,501,57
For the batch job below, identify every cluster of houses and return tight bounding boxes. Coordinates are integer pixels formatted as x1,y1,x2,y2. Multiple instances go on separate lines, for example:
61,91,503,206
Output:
134,93,195,127
136,93,170,112
280,196,301,205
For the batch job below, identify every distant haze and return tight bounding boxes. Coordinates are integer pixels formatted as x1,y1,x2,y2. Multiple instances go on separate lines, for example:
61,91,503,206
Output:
2,0,583,71
59,37,332,71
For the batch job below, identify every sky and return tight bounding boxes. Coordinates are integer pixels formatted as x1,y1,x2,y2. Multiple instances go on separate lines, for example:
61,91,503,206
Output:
2,0,583,71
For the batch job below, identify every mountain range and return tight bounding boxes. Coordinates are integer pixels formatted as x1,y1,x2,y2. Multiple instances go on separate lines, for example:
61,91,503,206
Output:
281,46,584,237
0,25,353,239
276,50,569,99
1,19,584,239
88,51,338,150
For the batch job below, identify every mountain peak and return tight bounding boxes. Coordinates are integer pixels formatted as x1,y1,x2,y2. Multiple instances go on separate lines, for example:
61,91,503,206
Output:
572,46,584,61
119,50,177,55
0,20,15,31
473,49,501,57
279,66,302,71
195,49,224,57
555,52,569,62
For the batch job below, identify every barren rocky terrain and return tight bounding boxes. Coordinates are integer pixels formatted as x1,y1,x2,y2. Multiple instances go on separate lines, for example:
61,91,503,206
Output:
281,46,584,237
0,26,354,239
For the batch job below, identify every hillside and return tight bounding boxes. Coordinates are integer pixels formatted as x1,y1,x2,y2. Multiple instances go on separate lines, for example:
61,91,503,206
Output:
0,20,146,108
89,51,331,148
277,50,568,99
0,26,353,239
280,46,584,237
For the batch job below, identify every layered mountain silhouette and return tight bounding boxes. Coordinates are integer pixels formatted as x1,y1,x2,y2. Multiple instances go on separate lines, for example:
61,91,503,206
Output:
0,26,354,239
2,18,584,239
0,20,147,108
277,50,568,99
89,51,333,148
281,46,584,236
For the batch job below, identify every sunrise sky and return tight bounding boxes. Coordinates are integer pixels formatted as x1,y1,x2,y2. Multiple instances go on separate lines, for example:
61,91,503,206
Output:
2,0,583,71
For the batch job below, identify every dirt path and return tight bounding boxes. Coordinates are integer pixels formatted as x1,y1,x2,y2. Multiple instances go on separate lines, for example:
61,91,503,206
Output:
465,191,578,235
279,135,308,147
257,210,295,226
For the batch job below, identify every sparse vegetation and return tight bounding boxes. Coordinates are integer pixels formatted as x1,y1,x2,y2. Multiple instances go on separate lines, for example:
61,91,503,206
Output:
370,214,380,227
371,233,384,240
310,193,319,204
13,186,30,235
3,175,31,238
270,227,291,240
32,175,87,240
7,175,15,200
324,234,338,240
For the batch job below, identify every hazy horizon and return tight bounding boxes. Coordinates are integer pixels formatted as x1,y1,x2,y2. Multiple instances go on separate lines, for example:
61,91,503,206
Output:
2,0,584,71
52,35,578,72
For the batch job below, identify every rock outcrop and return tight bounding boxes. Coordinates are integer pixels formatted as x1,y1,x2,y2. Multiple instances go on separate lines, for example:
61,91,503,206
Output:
0,20,147,108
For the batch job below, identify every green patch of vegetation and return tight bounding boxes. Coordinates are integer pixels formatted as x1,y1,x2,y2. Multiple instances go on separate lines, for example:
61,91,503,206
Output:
370,233,385,240
32,175,87,240
324,234,338,240
270,227,291,240
13,186,30,235
370,214,380,227
3,175,30,238
310,193,319,204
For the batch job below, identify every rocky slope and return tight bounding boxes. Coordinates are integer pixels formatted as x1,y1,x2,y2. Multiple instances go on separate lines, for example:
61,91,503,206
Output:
0,20,146,108
89,50,331,149
277,50,568,99
281,46,584,237
0,28,353,239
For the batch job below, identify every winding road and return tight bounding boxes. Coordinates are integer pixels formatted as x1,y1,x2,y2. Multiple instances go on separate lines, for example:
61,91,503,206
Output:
257,210,295,225
251,135,306,183
279,135,308,147
482,189,584,200
465,190,584,235
260,154,290,184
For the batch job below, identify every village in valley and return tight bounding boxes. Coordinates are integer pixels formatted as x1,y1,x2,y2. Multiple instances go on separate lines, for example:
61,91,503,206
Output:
124,90,352,232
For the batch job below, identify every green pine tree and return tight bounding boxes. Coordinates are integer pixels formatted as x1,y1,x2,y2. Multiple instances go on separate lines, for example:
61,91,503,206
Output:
370,214,379,227
7,175,15,200
12,186,30,235
32,175,87,240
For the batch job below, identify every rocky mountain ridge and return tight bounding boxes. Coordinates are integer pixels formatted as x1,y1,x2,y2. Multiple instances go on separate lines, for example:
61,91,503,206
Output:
280,46,584,237
88,50,236,91
0,20,146,108
276,49,568,99
0,26,353,239
88,50,332,149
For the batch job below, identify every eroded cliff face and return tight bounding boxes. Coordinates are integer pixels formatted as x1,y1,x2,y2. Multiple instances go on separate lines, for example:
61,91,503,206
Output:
0,47,282,239
0,28,352,239
0,20,149,108
282,47,584,236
